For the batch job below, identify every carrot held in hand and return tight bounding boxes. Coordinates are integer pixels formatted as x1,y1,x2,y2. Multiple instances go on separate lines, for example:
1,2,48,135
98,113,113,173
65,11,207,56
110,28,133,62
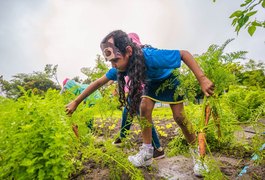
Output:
204,104,211,126
198,132,206,157
198,104,210,157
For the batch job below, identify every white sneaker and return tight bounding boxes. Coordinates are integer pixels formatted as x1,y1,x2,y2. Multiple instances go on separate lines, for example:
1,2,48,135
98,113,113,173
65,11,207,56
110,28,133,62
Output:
193,159,209,177
190,147,209,177
128,145,154,167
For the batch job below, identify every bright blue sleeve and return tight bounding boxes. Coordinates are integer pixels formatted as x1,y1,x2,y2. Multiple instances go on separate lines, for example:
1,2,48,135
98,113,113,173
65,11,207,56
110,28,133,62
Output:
143,48,182,69
105,68,118,81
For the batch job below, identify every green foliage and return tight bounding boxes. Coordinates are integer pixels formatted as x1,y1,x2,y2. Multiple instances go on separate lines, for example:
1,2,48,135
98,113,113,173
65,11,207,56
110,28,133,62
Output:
231,0,265,36
61,86,143,179
241,70,265,89
44,64,60,86
0,89,81,179
197,39,246,96
173,67,200,102
185,102,241,149
174,39,245,102
214,0,265,36
202,158,224,179
81,55,110,83
80,140,144,180
0,88,146,179
244,59,265,71
251,134,265,165
0,65,60,99
223,85,265,121
167,130,189,157
238,59,265,88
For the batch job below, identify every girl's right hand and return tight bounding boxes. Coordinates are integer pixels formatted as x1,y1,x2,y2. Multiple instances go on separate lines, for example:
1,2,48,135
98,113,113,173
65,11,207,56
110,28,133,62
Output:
199,76,215,97
65,101,78,115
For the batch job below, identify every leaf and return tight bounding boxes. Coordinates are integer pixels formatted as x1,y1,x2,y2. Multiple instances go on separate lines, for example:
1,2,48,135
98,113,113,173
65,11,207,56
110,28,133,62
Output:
246,11,257,17
248,25,256,36
238,16,249,27
252,21,262,27
231,18,238,26
229,10,243,18
21,158,34,166
38,169,45,180
241,0,253,7
262,0,265,8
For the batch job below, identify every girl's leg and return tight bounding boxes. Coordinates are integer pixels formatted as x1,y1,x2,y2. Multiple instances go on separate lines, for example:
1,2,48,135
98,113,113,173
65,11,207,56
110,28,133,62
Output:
128,97,155,167
139,97,155,144
170,103,196,144
134,99,160,149
120,106,132,138
170,103,209,176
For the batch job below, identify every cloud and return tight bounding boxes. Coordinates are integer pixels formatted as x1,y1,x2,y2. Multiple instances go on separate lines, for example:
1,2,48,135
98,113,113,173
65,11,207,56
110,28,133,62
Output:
0,0,264,83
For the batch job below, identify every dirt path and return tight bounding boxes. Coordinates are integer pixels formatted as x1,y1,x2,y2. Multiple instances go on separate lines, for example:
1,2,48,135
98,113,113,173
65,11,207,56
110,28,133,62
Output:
155,156,200,180
154,155,242,179
72,119,265,179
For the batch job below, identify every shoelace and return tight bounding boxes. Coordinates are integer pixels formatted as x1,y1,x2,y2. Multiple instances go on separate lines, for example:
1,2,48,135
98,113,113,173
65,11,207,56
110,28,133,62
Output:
135,146,146,159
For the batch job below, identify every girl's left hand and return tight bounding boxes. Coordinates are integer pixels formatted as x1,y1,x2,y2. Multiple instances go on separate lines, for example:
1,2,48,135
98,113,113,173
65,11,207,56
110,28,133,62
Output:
199,76,215,97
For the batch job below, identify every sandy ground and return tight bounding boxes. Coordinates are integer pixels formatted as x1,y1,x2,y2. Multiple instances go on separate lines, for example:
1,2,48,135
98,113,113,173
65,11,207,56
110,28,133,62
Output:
155,155,200,180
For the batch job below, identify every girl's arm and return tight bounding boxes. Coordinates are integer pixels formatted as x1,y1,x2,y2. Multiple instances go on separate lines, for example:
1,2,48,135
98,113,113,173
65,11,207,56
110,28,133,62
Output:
66,75,110,115
180,50,214,97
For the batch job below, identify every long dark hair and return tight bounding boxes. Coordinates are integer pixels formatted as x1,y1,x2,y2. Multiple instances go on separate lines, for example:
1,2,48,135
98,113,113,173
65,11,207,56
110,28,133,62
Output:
101,30,146,116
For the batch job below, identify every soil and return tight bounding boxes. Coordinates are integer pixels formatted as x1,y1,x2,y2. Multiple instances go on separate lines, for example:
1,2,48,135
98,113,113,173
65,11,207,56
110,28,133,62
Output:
71,118,265,180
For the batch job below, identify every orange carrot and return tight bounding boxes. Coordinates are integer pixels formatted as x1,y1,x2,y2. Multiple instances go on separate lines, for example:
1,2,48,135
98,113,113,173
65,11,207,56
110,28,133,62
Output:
204,104,211,126
198,132,206,157
72,124,79,138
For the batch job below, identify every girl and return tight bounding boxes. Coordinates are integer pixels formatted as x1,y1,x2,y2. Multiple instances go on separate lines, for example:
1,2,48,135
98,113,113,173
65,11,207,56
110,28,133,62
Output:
66,30,214,177
113,33,165,160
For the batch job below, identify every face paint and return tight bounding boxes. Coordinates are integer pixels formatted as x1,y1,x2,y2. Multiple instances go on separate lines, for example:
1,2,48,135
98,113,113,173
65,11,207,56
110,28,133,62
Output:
100,37,122,61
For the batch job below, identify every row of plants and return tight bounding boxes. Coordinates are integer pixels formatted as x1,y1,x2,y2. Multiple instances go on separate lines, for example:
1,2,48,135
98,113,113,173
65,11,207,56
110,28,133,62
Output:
0,88,144,179
0,84,264,179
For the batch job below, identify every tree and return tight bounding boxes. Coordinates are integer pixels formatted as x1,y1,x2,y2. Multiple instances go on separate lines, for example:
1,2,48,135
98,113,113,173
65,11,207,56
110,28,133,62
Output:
238,59,265,88
81,55,109,84
0,65,60,99
213,0,265,36
44,64,60,86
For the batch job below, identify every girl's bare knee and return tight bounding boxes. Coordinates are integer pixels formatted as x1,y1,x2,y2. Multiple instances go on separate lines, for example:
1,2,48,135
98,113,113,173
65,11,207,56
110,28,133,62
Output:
174,115,186,127
140,99,154,117
140,103,151,117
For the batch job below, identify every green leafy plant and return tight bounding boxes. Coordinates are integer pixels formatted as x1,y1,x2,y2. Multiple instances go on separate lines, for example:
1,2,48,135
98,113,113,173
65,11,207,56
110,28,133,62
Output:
223,85,265,121
0,65,60,99
213,0,265,36
0,89,81,179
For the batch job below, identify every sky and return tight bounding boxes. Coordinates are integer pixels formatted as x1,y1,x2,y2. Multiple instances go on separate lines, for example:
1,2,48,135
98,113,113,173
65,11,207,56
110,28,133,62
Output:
0,0,264,84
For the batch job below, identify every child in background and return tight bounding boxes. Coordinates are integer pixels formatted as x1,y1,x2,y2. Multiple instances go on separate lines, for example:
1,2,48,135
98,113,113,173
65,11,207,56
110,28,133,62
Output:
61,78,102,130
66,30,214,177
61,78,101,106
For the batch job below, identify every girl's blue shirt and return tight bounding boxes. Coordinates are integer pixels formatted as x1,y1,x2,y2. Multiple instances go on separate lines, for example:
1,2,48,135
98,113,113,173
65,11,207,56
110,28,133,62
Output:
105,47,182,81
